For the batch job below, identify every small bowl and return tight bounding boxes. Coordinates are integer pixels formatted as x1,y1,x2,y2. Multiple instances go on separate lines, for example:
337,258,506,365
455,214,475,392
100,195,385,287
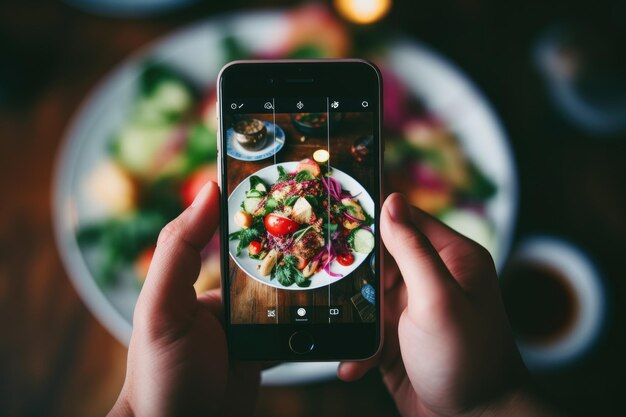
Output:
232,119,267,151
502,236,606,370
291,112,327,135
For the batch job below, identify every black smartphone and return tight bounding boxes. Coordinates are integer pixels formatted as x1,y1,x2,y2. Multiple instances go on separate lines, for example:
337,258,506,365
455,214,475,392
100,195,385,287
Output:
217,60,382,361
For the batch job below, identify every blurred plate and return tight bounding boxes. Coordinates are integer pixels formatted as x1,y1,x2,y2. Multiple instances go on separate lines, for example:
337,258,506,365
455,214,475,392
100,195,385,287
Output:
53,9,516,386
65,0,198,18
227,162,375,290
226,122,286,161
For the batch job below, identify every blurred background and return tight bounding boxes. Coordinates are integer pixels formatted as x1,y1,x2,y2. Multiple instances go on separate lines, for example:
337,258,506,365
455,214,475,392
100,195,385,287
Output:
1,0,625,416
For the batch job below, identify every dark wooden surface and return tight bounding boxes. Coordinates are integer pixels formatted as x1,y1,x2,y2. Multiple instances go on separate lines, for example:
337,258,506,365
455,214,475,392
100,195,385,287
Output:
1,1,625,416
226,112,374,324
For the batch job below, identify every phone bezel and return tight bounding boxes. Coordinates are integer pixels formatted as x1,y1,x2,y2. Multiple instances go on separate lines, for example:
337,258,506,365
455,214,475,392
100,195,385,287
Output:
217,60,383,361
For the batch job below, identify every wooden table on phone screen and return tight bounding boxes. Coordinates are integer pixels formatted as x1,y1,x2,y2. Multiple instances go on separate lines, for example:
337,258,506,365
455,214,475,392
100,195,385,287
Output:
226,112,374,324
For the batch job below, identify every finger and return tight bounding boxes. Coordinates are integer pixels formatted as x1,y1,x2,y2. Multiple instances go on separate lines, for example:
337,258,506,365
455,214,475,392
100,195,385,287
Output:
338,357,379,381
383,247,402,292
197,289,278,372
197,288,224,324
402,196,494,289
136,181,220,337
403,200,470,253
381,193,462,307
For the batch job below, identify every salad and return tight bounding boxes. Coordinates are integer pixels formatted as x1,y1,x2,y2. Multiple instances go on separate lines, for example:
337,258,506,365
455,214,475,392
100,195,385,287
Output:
76,62,221,291
229,158,375,288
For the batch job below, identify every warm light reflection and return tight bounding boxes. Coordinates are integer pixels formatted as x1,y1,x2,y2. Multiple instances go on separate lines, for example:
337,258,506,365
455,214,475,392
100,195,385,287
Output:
334,0,392,24
313,149,330,163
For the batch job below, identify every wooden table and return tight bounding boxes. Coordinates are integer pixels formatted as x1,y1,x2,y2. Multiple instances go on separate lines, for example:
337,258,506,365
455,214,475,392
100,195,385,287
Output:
225,112,376,324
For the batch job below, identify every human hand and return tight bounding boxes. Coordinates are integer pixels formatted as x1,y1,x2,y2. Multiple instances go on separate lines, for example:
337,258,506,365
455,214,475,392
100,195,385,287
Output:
108,181,261,417
339,193,557,417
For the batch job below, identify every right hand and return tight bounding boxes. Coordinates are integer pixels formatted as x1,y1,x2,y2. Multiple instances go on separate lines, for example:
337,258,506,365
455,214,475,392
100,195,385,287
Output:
339,193,557,417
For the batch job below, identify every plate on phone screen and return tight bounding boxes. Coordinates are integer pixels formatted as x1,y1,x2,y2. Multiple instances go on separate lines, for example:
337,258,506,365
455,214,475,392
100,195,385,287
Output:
226,122,286,161
227,162,375,290
54,6,516,386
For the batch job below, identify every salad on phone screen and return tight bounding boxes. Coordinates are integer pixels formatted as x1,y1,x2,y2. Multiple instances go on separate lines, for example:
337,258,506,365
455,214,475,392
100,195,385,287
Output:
229,158,375,288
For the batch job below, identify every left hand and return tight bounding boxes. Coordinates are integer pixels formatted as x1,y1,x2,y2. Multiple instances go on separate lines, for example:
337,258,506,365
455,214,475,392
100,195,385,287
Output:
108,181,261,417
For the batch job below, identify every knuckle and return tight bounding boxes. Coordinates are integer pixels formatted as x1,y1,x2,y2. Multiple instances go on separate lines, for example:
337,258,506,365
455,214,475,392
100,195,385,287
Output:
469,240,494,267
396,226,433,253
157,218,184,248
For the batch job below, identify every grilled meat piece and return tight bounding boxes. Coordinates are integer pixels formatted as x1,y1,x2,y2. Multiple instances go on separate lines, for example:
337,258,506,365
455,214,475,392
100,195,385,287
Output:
291,230,324,262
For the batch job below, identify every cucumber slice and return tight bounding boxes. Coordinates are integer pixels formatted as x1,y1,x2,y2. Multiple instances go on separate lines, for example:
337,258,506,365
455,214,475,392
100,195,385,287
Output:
246,189,264,198
242,197,262,214
153,80,192,114
351,229,375,254
115,124,172,176
134,80,192,124
249,175,267,194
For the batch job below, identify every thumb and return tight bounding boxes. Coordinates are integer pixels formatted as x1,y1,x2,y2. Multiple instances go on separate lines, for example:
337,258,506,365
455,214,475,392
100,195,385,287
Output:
134,181,220,340
380,193,462,318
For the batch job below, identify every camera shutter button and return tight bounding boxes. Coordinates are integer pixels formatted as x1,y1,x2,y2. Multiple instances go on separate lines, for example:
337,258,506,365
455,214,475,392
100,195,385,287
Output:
289,331,314,354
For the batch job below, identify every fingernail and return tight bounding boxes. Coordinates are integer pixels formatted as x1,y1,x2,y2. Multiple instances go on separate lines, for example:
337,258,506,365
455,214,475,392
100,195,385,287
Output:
337,363,347,378
388,193,409,222
191,181,214,208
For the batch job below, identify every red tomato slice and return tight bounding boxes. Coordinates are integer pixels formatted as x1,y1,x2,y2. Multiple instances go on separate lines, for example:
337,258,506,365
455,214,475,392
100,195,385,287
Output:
248,241,262,255
181,165,217,207
336,252,354,266
264,214,299,236
295,256,308,270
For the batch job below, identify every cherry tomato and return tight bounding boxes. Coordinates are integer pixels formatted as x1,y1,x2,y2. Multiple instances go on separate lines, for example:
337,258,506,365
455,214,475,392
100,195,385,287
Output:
295,256,308,270
134,245,156,283
181,165,217,207
296,158,321,177
248,241,262,255
264,214,299,236
336,252,354,266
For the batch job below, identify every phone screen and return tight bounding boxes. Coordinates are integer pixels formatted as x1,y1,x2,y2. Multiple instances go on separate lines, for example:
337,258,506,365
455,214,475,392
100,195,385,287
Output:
219,62,381,359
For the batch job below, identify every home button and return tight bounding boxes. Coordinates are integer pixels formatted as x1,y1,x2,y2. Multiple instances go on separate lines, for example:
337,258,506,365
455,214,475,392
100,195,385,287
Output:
288,331,314,354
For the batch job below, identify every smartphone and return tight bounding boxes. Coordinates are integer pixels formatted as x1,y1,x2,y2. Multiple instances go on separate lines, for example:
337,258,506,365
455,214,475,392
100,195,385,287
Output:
217,60,382,361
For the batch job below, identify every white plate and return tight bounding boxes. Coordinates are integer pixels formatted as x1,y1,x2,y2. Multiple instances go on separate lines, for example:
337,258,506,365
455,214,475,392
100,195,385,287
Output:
227,162,375,290
53,10,516,386
226,122,286,161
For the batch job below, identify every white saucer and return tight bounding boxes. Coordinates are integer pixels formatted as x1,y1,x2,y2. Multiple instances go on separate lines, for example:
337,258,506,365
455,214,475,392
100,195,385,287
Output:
226,122,285,161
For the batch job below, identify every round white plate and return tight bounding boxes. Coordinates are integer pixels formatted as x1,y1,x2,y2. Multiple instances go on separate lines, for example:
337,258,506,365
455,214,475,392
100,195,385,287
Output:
227,162,375,290
226,122,286,161
53,10,516,386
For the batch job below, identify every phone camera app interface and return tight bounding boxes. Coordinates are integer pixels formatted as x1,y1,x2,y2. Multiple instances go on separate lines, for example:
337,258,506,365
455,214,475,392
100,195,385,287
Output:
224,97,378,325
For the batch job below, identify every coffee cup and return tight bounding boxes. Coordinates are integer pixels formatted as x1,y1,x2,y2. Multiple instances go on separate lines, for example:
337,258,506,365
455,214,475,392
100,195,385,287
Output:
501,236,605,369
